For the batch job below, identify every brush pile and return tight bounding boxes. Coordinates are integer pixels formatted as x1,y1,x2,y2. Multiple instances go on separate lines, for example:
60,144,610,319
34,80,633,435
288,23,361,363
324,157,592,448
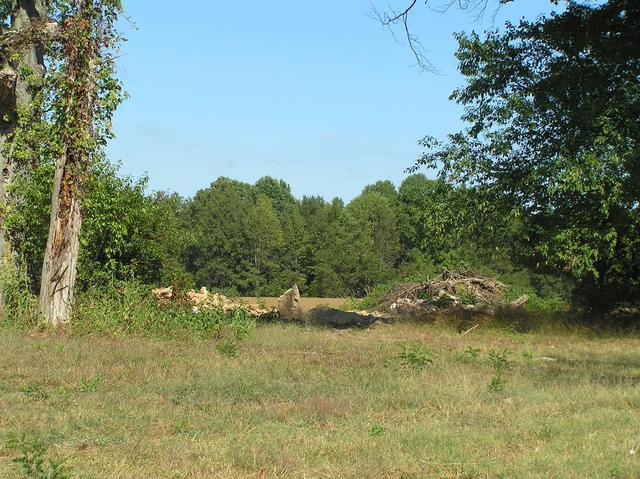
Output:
375,270,524,318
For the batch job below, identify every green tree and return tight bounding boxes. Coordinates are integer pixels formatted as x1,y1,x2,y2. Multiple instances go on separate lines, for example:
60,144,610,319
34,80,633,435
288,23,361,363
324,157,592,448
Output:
185,178,257,294
312,190,400,297
0,0,48,311
248,194,284,295
416,0,640,313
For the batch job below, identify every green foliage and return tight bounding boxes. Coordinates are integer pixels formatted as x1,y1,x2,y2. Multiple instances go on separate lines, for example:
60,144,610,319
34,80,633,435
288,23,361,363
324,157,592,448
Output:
312,189,401,297
343,280,402,311
462,346,481,363
416,1,640,313
398,343,434,369
5,432,69,479
487,349,511,373
487,375,507,393
0,265,39,329
21,382,48,401
70,280,256,339
216,339,238,358
487,348,512,392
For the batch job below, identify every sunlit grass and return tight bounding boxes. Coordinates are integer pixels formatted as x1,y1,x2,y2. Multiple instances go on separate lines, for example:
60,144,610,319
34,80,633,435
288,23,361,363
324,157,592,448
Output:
1,322,639,478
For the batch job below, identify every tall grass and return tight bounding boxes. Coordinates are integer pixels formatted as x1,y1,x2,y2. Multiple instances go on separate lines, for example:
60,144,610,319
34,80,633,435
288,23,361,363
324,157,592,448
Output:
1,280,256,340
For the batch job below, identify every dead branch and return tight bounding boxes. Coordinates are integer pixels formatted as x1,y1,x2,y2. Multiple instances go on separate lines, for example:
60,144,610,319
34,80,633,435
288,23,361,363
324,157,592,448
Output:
369,0,507,71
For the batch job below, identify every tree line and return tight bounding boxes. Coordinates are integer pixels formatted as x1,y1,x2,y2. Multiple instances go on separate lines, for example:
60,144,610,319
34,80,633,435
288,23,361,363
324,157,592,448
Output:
0,0,637,326
7,165,567,303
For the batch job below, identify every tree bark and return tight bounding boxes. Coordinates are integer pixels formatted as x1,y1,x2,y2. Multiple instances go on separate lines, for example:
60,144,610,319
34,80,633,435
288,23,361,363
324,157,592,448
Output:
0,0,47,312
38,0,97,326
38,152,82,326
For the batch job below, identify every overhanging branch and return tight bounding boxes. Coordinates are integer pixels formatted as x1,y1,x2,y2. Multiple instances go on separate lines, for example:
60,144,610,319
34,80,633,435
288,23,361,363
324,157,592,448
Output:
370,0,508,72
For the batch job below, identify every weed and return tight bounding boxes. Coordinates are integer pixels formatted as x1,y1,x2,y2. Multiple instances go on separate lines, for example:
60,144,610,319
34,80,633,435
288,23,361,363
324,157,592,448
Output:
78,376,102,393
487,349,512,393
487,375,508,393
69,280,259,343
217,340,238,358
398,343,433,369
462,346,481,363
487,349,511,373
5,432,69,479
228,309,256,340
457,284,478,305
55,386,71,397
172,419,196,436
522,351,534,361
22,382,48,401
369,425,385,437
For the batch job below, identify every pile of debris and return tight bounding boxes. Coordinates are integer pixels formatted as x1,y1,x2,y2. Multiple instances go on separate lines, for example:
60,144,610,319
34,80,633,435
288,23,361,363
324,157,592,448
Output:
375,270,527,319
151,286,274,318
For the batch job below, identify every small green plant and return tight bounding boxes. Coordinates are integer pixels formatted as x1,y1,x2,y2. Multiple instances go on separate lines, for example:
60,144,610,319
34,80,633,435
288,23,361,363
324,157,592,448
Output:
522,351,534,361
487,349,511,393
462,346,481,363
398,343,433,369
487,375,508,393
172,418,196,436
54,385,71,397
434,291,455,307
369,425,385,437
228,309,256,340
418,290,431,301
78,376,101,393
217,340,238,358
487,349,511,372
609,464,621,478
256,297,267,310
5,432,69,479
159,359,172,370
22,382,48,401
457,284,478,305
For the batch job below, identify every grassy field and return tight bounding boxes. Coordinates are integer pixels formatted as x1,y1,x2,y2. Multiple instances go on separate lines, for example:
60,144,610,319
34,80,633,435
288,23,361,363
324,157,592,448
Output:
0,321,639,478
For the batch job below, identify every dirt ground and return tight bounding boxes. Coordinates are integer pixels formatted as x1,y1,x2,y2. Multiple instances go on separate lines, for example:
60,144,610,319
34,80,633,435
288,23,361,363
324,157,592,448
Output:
240,297,347,310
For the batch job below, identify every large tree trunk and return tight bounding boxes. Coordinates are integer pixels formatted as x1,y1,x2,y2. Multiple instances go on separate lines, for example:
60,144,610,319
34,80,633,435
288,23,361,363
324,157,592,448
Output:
0,0,47,312
38,0,97,326
38,151,82,326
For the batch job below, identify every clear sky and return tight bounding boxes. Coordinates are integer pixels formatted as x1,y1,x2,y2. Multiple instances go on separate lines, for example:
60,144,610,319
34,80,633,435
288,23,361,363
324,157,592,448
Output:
108,1,558,201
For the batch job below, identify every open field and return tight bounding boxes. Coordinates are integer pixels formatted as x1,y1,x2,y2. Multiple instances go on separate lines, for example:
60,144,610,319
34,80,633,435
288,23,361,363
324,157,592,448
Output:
240,297,348,310
1,322,639,478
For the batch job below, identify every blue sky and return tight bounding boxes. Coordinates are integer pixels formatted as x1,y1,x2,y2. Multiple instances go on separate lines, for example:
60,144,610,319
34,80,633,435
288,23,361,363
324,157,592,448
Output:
108,1,558,201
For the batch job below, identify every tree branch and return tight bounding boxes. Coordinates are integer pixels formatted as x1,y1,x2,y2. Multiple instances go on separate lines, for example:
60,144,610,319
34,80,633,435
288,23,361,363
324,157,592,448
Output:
370,0,509,72
369,0,437,72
